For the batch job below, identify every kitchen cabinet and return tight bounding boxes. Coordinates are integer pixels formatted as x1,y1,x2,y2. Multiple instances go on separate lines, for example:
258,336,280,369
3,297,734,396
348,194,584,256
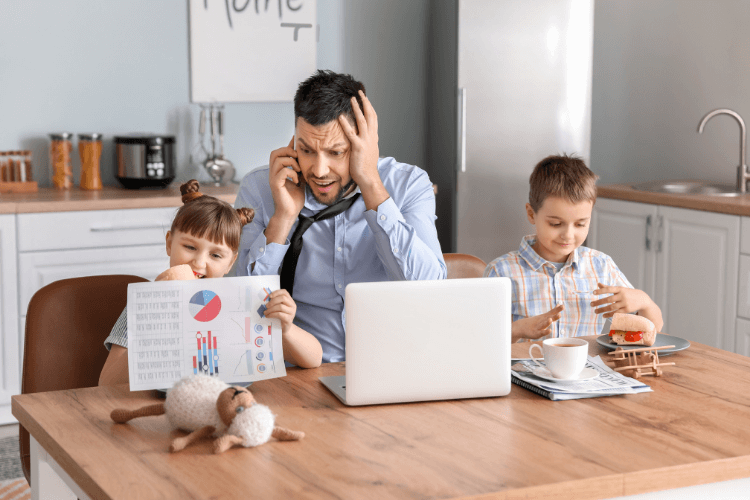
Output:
0,215,19,425
5,207,173,424
589,199,739,352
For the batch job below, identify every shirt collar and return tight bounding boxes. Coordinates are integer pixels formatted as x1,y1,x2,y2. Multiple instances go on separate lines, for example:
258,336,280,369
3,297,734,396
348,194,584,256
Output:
303,184,361,211
518,234,580,271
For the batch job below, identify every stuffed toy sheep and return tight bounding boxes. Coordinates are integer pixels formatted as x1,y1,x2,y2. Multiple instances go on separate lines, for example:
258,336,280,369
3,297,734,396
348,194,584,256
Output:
110,375,304,453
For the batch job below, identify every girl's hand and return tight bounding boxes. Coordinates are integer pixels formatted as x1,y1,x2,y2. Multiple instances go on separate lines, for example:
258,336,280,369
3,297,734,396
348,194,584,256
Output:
264,289,297,333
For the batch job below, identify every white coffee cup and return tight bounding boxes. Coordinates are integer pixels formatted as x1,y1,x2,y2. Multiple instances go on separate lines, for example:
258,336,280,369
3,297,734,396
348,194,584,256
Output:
528,337,588,380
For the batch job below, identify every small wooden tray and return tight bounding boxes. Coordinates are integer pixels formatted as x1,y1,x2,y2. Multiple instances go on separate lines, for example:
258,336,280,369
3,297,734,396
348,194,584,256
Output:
0,181,38,193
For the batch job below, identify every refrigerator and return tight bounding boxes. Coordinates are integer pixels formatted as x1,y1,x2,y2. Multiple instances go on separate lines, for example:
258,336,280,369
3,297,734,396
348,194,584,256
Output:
427,0,594,263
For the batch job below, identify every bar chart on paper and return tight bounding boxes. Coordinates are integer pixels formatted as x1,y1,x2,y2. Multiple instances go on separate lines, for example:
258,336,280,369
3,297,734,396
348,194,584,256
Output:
194,331,219,376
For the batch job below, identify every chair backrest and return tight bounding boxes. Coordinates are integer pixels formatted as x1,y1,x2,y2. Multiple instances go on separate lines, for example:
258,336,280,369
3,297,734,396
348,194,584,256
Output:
443,253,487,279
18,274,148,483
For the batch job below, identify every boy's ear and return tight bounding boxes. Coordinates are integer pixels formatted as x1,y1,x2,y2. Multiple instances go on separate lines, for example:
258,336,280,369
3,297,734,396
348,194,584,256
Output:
165,231,172,257
525,203,536,225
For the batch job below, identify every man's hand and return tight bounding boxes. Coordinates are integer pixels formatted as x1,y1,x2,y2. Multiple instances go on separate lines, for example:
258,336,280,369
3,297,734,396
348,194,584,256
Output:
265,137,306,245
511,304,564,342
269,137,305,219
264,289,297,334
338,91,389,210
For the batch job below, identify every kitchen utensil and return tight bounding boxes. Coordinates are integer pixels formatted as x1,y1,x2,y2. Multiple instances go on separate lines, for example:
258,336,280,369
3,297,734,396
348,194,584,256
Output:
115,134,175,189
203,105,235,186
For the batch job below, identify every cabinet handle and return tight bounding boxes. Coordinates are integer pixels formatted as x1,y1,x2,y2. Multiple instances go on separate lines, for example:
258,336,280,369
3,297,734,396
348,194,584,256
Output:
90,224,165,232
457,87,467,173
645,215,652,251
656,215,664,253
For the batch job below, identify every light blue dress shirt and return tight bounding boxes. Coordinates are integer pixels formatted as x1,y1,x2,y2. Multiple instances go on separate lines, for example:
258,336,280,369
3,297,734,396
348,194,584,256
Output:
235,157,447,362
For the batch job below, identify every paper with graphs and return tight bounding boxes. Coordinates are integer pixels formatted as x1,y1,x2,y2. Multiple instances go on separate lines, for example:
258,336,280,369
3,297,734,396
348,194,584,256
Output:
127,275,286,391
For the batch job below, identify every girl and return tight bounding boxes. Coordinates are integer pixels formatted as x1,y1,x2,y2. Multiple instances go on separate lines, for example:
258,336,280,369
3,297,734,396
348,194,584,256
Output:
99,180,323,386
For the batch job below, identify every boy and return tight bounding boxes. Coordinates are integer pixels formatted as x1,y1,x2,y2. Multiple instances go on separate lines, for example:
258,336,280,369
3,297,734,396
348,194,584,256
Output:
484,154,663,341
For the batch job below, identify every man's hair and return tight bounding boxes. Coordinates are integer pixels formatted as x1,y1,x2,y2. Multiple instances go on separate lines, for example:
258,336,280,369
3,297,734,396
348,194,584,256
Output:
294,70,366,127
528,154,598,212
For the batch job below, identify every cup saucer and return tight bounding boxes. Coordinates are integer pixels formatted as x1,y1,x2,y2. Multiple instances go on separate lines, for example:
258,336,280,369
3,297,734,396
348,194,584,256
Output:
531,366,599,383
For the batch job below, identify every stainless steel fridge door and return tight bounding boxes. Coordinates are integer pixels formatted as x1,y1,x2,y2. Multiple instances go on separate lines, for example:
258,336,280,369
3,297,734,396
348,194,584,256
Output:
457,0,593,263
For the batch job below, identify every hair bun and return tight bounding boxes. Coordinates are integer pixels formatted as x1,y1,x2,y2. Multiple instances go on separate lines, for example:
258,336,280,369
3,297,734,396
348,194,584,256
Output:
180,179,204,204
236,207,255,227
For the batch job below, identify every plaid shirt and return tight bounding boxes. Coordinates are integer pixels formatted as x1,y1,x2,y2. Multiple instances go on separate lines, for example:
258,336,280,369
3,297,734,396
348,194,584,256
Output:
484,235,633,338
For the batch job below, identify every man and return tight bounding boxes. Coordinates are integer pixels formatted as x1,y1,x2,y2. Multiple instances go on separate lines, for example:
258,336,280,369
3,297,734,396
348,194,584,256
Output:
235,70,446,363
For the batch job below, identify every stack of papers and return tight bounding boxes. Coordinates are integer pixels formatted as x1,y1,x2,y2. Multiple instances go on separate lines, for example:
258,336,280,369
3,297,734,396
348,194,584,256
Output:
511,355,652,401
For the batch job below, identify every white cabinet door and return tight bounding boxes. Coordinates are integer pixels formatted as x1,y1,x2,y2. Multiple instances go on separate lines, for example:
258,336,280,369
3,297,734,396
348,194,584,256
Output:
0,214,19,424
589,199,657,297
655,206,739,351
737,255,750,320
18,245,170,316
736,318,750,358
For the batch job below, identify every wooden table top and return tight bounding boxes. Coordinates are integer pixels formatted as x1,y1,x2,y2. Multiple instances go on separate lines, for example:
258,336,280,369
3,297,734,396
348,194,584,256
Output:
12,337,750,500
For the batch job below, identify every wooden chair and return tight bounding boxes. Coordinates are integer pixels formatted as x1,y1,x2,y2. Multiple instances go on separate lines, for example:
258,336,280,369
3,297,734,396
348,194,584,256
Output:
443,253,487,279
18,274,148,483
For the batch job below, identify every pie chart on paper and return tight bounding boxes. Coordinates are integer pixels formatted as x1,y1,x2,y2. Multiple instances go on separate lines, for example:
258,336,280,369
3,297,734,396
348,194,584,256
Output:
189,290,222,322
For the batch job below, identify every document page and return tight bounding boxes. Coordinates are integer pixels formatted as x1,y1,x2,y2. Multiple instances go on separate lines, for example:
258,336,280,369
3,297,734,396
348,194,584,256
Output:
127,275,286,391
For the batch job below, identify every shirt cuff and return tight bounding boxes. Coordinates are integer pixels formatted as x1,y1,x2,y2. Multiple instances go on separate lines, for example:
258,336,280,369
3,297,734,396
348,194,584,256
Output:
250,231,290,273
363,197,404,232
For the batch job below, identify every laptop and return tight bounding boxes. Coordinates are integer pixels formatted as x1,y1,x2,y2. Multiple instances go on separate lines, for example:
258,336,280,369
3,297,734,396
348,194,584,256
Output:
319,277,512,406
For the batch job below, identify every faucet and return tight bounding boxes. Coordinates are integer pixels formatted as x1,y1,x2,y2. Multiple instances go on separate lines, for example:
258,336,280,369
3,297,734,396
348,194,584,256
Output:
698,108,749,193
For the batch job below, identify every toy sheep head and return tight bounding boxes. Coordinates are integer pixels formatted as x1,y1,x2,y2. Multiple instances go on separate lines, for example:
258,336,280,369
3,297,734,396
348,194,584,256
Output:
216,386,257,427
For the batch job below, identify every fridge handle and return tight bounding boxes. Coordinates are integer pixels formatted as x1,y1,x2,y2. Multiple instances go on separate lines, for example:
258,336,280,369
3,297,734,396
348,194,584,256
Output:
458,87,467,173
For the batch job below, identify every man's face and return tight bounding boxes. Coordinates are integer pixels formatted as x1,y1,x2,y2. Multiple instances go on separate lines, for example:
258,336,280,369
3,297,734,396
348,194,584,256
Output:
295,117,356,206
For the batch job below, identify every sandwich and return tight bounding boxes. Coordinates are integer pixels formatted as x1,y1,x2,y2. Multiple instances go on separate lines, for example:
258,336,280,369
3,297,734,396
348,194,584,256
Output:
608,313,657,346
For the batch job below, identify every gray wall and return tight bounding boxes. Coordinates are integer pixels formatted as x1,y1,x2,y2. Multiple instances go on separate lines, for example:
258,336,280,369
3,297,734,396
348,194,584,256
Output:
591,0,750,186
1,0,429,189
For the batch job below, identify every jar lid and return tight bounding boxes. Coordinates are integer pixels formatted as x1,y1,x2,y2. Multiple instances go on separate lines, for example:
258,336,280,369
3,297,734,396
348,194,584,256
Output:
114,134,175,145
49,132,73,141
78,133,102,141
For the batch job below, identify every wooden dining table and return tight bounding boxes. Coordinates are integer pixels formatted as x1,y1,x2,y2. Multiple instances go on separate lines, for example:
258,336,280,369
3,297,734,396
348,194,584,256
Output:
12,336,750,499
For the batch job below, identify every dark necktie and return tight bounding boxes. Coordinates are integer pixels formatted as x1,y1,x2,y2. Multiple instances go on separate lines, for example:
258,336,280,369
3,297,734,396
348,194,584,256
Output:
280,193,361,296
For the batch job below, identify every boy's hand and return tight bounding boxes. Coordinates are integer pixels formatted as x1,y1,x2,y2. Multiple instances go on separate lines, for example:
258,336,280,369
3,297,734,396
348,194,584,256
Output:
591,283,651,318
264,289,297,333
512,304,564,342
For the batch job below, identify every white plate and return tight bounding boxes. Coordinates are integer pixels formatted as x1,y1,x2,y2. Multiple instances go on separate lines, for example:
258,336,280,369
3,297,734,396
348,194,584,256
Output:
531,366,599,383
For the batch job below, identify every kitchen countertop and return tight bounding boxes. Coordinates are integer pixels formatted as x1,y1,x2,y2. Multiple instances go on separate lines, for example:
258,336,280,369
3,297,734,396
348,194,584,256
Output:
0,184,239,214
598,183,750,217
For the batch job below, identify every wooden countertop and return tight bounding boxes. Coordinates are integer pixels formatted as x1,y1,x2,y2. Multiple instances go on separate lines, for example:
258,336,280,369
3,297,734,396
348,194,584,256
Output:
12,337,750,499
0,184,239,214
598,183,750,217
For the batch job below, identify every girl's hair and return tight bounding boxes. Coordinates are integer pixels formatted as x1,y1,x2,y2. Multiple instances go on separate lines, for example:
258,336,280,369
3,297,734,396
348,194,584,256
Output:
170,180,254,253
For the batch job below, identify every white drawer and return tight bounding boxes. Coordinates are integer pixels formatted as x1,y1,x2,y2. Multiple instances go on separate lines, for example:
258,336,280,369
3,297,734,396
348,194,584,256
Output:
742,217,750,255
17,207,177,252
18,244,169,316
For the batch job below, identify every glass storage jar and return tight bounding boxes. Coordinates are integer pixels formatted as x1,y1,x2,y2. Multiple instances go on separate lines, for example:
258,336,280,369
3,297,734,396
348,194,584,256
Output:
50,133,74,189
78,133,102,190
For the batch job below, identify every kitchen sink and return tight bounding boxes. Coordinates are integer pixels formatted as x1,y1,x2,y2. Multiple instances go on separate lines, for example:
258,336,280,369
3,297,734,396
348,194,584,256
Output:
631,180,743,197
